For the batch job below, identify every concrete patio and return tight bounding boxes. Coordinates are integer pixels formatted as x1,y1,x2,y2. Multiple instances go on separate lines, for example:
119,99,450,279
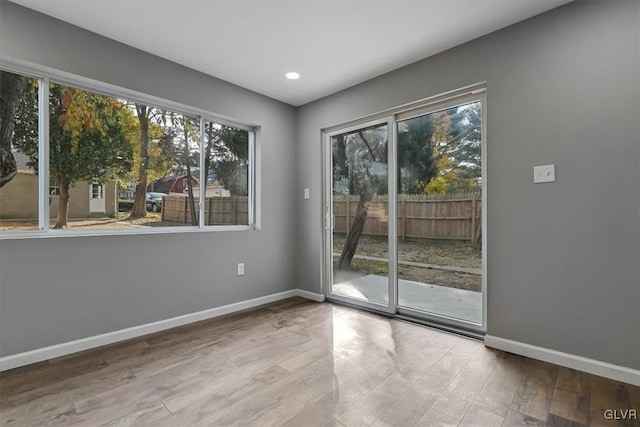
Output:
332,274,482,324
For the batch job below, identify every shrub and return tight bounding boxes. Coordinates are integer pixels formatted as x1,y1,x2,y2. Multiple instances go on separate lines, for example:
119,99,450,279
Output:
118,200,134,212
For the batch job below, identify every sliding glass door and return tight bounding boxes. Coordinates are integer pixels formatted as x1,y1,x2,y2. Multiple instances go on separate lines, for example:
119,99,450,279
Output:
395,98,484,328
325,119,395,313
324,90,485,332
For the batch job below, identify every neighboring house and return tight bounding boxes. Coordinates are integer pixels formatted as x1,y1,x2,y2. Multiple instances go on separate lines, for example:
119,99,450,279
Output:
334,161,388,194
118,182,136,200
0,152,118,220
192,180,230,198
147,174,199,195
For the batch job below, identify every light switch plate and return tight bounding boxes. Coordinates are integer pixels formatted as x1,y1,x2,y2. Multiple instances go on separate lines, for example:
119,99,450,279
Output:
534,164,555,183
237,263,245,276
304,188,310,199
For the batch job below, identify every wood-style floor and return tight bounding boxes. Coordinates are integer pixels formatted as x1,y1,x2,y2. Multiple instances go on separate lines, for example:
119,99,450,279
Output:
0,298,638,427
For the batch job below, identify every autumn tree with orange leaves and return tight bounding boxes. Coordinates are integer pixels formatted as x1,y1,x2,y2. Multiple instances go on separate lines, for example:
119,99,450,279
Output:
13,82,134,228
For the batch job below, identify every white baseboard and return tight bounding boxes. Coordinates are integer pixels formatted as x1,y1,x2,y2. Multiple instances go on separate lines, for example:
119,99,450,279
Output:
484,335,640,386
0,289,308,372
295,289,325,302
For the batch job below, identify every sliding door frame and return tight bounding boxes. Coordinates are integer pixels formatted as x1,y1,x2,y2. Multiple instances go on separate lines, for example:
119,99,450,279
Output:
396,92,487,333
322,84,487,333
323,117,397,314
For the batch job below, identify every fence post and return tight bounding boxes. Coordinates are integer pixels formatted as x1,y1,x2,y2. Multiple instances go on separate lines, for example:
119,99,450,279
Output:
184,197,188,223
471,194,477,248
207,197,212,225
475,203,482,250
233,197,237,225
161,198,165,221
401,195,407,242
345,195,350,232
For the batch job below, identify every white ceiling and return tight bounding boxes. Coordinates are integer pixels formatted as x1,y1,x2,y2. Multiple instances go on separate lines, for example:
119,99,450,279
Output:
10,0,573,106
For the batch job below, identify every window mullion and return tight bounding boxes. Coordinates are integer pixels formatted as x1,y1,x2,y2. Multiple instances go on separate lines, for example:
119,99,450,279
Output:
38,77,50,232
248,131,255,226
199,116,205,228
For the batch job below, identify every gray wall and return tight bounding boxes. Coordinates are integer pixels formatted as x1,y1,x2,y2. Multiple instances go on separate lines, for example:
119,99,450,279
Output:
0,1,297,357
295,0,640,370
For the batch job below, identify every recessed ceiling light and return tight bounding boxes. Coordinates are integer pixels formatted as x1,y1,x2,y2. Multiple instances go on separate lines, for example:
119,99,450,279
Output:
285,72,300,80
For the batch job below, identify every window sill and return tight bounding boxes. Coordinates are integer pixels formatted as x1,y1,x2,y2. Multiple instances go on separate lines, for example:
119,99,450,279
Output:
0,224,256,240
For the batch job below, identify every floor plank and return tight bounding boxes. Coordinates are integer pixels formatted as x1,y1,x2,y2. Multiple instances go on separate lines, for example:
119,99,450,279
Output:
590,376,635,427
414,408,460,427
426,337,481,382
371,374,449,427
153,365,291,426
511,358,559,422
280,366,390,427
474,352,526,417
430,345,499,420
459,404,505,426
502,409,547,426
336,370,417,427
550,367,591,425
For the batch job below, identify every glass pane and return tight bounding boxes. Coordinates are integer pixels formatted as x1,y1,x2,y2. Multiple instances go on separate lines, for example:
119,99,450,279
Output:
397,101,482,324
0,70,40,231
202,121,250,226
150,112,201,227
331,123,389,306
46,82,201,230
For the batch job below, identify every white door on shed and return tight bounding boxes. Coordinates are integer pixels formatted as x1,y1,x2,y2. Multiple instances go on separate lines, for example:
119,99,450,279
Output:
89,183,106,214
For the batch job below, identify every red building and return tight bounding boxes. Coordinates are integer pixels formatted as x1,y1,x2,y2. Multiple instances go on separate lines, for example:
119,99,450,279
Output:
147,175,199,194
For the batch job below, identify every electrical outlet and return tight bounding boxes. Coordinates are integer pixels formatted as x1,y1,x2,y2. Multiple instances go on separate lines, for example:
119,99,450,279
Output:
237,263,245,276
534,164,555,183
304,188,310,199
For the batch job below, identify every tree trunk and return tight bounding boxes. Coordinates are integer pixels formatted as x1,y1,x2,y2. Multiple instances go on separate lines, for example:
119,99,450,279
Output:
0,72,27,188
130,105,150,218
336,130,380,271
184,124,197,226
474,203,482,251
337,190,373,270
130,180,147,218
54,178,70,229
204,122,213,180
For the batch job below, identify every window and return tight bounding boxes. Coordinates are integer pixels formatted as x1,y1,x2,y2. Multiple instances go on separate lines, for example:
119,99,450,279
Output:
0,63,256,236
0,70,40,231
49,177,60,196
202,121,251,226
91,184,103,199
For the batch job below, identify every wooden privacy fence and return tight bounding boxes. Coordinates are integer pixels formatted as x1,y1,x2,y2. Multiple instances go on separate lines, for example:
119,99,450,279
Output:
162,195,248,225
333,192,481,246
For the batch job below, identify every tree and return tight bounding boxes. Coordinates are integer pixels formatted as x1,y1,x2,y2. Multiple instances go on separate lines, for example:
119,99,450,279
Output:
203,123,249,196
183,120,198,225
336,114,447,271
14,84,134,228
397,114,440,194
122,104,174,215
425,103,482,194
129,104,152,218
0,71,29,188
162,112,199,225
129,106,198,220
335,128,387,270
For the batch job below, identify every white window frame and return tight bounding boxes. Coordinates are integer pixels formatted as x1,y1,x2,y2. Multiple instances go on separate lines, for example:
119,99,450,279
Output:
49,176,60,197
91,183,104,200
0,56,259,239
